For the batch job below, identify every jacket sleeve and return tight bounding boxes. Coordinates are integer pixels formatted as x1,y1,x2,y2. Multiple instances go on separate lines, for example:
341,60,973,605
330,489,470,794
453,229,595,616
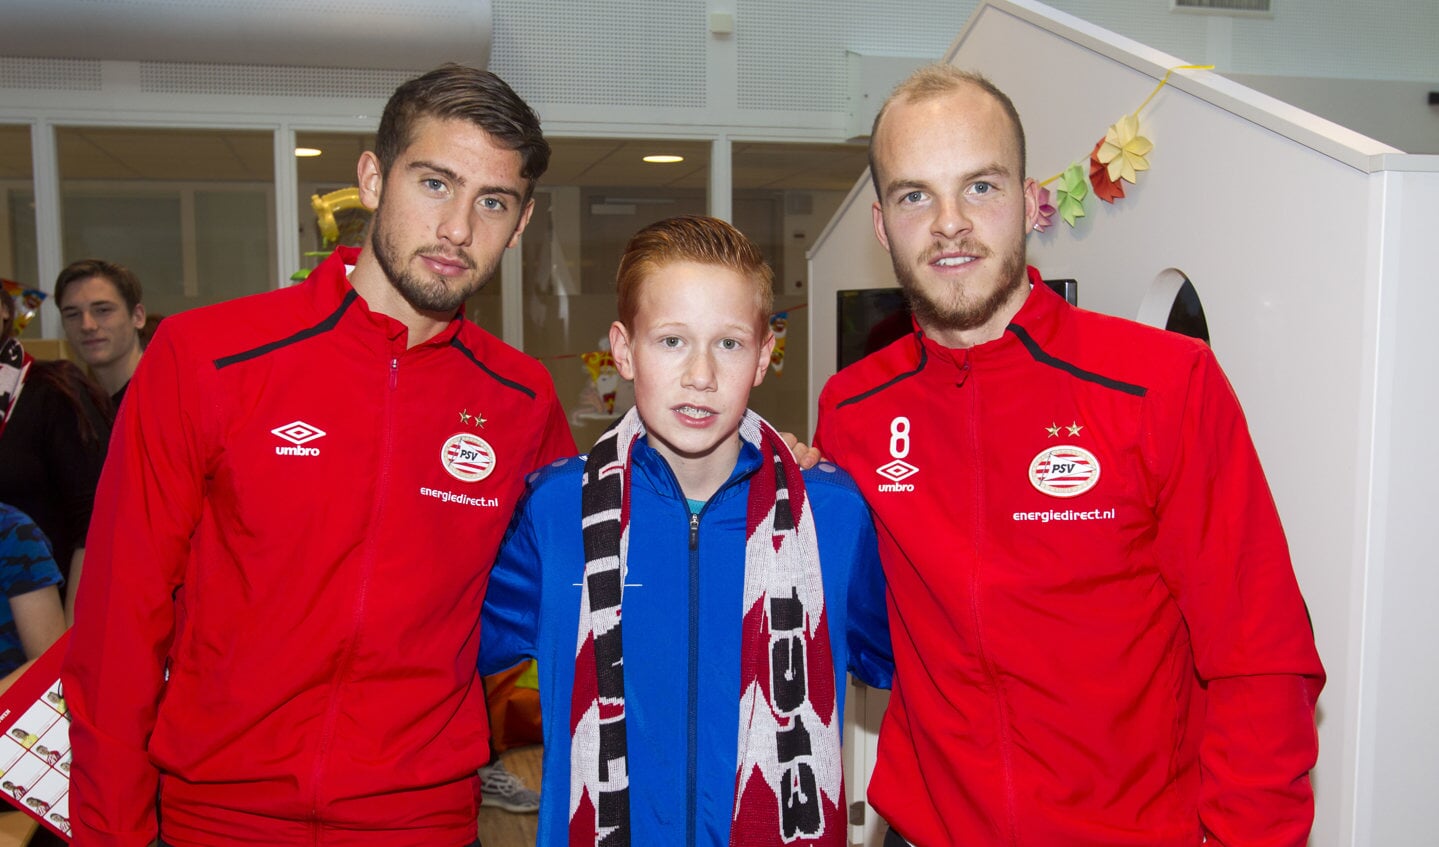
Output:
844,503,892,690
533,388,578,470
1149,347,1325,847
60,325,212,847
479,484,543,676
812,391,833,459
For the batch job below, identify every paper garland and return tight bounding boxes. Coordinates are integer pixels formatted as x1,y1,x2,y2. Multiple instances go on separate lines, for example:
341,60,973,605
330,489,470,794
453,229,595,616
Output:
1036,65,1211,229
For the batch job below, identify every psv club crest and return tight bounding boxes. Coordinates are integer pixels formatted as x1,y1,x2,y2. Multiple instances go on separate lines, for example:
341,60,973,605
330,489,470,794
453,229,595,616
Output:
1028,445,1100,498
441,432,496,483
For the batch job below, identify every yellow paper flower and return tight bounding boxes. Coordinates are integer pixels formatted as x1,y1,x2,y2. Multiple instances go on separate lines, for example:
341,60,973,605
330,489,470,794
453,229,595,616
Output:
1097,113,1152,184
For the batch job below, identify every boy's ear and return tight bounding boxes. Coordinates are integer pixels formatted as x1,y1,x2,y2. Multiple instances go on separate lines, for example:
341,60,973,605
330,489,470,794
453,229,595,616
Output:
753,331,776,387
609,321,636,380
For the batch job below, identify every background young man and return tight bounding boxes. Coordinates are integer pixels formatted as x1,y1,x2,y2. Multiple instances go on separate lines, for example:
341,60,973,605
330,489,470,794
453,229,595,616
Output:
54,259,146,406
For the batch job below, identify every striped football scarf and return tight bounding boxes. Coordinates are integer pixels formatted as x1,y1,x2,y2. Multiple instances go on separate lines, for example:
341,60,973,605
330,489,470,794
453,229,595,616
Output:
0,337,30,439
569,406,844,846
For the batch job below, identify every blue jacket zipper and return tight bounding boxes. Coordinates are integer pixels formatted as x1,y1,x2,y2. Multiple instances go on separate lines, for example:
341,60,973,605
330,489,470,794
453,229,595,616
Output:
687,509,701,847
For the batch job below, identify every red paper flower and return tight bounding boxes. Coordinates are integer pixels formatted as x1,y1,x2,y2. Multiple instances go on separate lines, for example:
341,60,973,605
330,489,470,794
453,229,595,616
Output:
1089,137,1125,204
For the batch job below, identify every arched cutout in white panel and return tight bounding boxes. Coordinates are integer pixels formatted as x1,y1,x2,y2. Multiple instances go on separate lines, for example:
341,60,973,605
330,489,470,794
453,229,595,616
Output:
1138,268,1210,346
1164,277,1210,345
1136,268,1186,328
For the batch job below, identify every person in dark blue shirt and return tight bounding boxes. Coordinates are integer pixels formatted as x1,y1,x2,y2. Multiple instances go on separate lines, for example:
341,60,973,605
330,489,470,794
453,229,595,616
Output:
0,503,67,686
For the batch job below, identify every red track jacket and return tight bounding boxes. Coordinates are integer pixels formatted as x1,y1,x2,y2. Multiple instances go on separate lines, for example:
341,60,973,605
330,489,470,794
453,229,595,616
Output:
62,247,575,846
816,269,1324,847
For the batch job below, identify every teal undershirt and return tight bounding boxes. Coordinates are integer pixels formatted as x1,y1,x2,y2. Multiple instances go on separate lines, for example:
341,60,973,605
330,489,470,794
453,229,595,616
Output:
686,498,705,514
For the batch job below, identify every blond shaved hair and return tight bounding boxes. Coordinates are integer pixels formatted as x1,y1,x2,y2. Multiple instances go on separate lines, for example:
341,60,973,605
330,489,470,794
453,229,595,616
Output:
868,64,1028,196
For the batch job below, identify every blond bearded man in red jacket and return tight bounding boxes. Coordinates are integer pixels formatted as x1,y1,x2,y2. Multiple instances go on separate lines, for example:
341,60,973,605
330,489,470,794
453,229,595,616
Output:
815,65,1324,847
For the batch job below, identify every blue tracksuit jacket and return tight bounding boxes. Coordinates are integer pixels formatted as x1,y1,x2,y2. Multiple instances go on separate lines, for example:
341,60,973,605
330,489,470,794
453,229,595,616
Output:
480,436,892,846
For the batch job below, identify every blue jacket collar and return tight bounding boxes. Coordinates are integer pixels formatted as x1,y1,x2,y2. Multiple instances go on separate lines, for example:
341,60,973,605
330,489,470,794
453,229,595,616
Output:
629,435,763,506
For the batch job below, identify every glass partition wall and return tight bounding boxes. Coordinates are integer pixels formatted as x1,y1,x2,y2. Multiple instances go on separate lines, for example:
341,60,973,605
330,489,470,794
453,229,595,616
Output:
731,141,866,437
0,125,39,339
55,127,276,320
15,126,866,443
521,138,711,446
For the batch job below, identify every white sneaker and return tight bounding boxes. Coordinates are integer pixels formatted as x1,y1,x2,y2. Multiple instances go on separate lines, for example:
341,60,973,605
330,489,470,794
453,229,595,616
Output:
478,761,540,813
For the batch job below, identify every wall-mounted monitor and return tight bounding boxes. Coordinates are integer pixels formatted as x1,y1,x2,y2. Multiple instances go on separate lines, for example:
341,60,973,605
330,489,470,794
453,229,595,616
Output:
837,279,1078,370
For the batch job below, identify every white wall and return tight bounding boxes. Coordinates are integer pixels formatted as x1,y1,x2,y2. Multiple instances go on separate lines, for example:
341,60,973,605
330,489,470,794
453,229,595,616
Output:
1355,164,1439,845
1229,75,1439,155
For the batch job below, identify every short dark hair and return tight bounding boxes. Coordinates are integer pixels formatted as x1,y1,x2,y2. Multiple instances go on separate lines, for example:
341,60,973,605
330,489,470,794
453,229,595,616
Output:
375,63,550,201
868,65,1027,198
54,259,143,313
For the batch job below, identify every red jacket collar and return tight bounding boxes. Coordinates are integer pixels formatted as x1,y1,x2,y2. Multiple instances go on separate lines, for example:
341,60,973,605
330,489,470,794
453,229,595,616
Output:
307,246,465,351
912,265,1066,369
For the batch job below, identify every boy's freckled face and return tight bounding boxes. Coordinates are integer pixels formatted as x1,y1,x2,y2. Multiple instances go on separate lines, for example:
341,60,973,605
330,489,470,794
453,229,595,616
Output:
611,260,774,472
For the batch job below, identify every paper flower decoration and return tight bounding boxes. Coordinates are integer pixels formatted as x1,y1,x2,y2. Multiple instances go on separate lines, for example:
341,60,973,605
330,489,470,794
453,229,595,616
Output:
580,350,620,413
1054,163,1088,227
768,311,789,376
1096,113,1152,184
1033,186,1057,232
0,280,45,334
1089,138,1126,204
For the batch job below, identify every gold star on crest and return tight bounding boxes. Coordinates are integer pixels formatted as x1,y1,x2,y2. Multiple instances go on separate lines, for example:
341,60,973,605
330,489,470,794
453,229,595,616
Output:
1045,423,1061,438
473,412,487,428
458,409,472,425
1066,422,1084,437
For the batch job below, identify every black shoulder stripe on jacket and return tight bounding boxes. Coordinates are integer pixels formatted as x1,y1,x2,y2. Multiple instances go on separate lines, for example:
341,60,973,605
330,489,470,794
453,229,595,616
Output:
449,337,537,399
1007,323,1148,397
835,337,928,409
213,291,358,369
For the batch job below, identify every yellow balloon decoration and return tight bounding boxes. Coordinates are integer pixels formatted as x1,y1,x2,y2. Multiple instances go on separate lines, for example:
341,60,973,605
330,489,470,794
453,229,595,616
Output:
310,187,366,245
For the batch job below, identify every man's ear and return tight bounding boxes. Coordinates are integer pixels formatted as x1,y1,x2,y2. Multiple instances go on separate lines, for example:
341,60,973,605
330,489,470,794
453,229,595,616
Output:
872,200,892,254
753,331,775,387
507,198,536,249
609,320,635,380
357,151,384,211
1023,176,1041,232
130,303,146,330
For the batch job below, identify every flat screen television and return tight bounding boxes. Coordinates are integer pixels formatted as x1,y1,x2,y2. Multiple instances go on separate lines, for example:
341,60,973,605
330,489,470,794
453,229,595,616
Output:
836,279,1078,371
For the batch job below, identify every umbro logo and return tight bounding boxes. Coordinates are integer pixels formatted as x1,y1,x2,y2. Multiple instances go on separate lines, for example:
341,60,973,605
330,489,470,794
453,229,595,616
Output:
876,460,918,483
876,460,918,492
271,420,326,456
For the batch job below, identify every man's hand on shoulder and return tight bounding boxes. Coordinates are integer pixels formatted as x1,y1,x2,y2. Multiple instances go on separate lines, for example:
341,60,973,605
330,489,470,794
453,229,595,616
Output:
780,431,823,470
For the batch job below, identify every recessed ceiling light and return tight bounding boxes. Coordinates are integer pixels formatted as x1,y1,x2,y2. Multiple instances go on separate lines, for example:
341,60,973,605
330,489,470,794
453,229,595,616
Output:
294,147,323,158
643,154,684,164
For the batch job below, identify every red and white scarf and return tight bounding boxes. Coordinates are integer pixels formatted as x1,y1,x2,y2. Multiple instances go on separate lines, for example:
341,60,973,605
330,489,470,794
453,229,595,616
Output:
570,407,845,846
0,337,30,439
